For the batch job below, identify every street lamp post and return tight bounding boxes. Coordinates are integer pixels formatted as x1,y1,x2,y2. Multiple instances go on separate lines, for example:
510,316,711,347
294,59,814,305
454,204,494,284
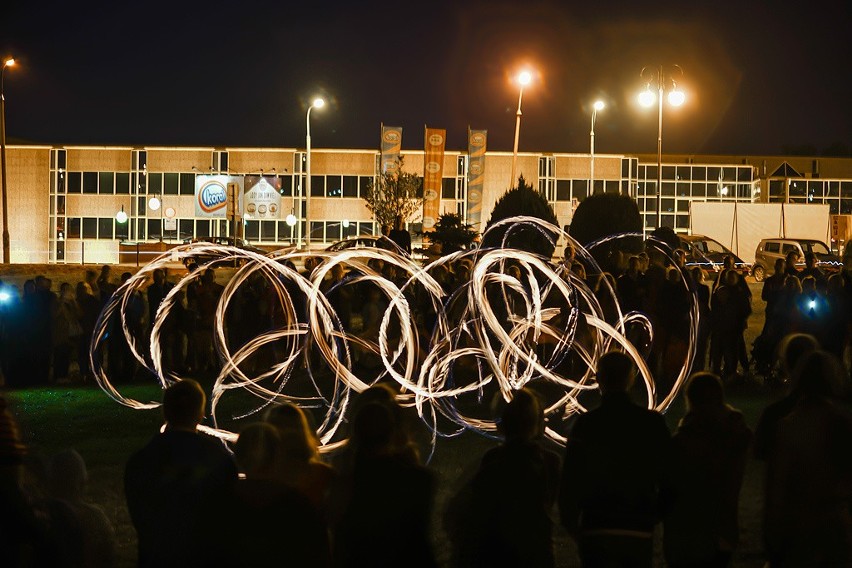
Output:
510,70,532,189
590,100,605,194
304,97,324,249
639,65,685,229
1,57,16,264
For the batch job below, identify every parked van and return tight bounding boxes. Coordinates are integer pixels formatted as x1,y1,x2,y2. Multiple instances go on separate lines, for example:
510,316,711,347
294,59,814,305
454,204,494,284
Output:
752,237,842,281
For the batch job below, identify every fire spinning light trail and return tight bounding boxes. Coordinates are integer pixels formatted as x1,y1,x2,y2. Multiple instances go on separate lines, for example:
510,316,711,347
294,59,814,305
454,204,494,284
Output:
91,217,699,448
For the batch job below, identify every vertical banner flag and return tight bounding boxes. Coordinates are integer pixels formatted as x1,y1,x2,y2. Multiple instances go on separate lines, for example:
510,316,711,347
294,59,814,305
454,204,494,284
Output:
467,129,487,226
243,175,283,219
381,125,403,174
422,127,446,231
195,175,244,218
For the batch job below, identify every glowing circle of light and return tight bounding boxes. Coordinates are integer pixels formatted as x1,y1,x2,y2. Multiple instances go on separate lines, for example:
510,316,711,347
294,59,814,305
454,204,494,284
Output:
517,71,532,86
285,213,297,227
668,89,685,107
638,89,655,107
148,196,161,211
90,217,699,452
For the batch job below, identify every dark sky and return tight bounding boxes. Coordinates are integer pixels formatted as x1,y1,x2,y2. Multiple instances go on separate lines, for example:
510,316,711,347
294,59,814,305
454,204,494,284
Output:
2,0,850,156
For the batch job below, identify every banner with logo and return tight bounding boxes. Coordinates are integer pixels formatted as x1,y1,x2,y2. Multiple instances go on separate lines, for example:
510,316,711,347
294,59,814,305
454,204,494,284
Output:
243,175,283,219
381,125,403,174
467,129,487,226
195,175,244,218
422,127,446,231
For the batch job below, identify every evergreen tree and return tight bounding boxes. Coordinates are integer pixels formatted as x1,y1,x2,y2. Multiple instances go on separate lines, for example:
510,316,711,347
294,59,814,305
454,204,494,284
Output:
482,176,559,258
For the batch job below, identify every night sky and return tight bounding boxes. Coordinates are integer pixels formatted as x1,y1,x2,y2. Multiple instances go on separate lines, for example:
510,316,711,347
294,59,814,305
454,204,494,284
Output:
2,0,850,156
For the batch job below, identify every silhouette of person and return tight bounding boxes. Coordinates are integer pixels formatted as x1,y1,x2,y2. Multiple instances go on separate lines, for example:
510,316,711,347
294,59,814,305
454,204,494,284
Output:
765,350,852,566
215,422,330,567
447,387,561,567
331,399,436,567
560,351,671,568
662,372,752,567
46,449,117,567
124,379,237,567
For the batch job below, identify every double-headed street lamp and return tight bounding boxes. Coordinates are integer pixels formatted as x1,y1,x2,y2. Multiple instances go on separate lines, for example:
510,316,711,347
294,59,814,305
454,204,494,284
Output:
1,57,16,264
590,100,605,194
510,70,533,188
303,97,325,249
639,65,685,228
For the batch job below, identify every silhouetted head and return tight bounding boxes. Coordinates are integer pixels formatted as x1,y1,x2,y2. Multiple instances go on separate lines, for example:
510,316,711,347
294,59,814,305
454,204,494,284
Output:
499,388,544,442
791,350,845,399
162,379,206,431
265,402,318,462
596,351,635,395
778,333,819,383
774,258,785,274
804,252,817,268
352,402,394,455
685,372,725,411
235,423,282,479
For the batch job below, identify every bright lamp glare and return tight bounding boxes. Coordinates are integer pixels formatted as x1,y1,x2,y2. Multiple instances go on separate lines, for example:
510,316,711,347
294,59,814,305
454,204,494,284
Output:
668,89,685,107
808,300,816,309
518,71,532,86
3,58,15,68
638,89,656,107
285,213,297,227
115,209,128,224
313,98,325,109
593,100,605,111
0,291,11,302
342,219,350,228
148,196,161,211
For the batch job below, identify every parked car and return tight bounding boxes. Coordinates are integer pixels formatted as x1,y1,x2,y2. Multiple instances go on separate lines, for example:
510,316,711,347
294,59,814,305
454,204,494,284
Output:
752,237,842,281
181,236,268,267
678,234,750,279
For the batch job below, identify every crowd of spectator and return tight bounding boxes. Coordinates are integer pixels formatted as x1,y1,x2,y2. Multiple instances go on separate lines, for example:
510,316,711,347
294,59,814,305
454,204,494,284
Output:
2,233,852,567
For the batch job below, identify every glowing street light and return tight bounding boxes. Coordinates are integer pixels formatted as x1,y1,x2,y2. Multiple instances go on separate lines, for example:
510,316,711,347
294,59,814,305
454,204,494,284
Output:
303,97,325,249
639,65,685,228
590,100,605,194
1,57,17,263
510,70,533,188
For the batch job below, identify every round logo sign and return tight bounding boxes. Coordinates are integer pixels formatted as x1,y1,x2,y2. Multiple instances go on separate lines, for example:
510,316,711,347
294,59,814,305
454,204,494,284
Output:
470,163,482,175
197,181,228,214
471,133,485,145
422,216,436,229
424,189,438,201
426,162,441,174
428,134,444,146
468,189,481,202
383,130,401,143
164,207,176,218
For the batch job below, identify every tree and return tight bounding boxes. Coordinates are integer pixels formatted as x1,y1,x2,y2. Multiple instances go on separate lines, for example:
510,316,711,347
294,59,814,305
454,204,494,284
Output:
482,176,559,258
568,193,644,274
568,193,642,246
422,212,479,255
363,158,424,231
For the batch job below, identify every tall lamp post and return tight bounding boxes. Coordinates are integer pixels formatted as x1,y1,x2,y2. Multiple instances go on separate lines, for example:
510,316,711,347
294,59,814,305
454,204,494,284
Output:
1,57,16,264
304,97,324,249
510,70,532,188
589,100,605,194
639,65,685,229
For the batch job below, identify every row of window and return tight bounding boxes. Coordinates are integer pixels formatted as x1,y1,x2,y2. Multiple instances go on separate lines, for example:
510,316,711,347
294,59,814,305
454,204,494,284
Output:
59,217,380,244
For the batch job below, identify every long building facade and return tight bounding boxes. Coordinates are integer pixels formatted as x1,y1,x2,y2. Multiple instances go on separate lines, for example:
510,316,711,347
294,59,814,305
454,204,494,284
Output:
1,144,851,264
